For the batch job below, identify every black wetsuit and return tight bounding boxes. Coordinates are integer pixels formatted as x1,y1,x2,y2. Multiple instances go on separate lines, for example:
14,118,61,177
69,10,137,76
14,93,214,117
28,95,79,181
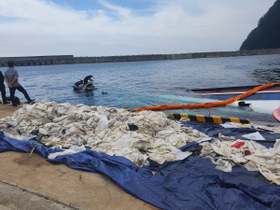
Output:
0,71,7,104
83,76,93,85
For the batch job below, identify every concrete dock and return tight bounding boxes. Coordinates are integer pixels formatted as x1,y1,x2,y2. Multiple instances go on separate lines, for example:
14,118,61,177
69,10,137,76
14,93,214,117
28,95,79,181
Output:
1,103,278,209
0,105,158,210
0,151,158,210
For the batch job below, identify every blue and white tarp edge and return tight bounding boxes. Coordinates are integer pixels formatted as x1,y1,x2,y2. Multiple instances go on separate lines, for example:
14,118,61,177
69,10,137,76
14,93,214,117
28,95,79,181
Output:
1,122,280,210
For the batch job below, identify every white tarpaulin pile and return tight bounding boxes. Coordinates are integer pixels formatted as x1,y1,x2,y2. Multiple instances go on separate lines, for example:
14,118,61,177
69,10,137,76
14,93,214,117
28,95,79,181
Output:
1,101,280,184
0,101,207,166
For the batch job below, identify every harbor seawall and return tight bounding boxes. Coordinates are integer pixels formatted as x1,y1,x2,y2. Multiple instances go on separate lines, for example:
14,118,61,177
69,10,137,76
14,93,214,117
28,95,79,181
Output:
1,49,280,67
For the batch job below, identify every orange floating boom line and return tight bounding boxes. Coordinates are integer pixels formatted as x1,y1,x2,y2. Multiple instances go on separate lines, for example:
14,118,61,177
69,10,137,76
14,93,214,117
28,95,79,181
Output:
134,83,280,111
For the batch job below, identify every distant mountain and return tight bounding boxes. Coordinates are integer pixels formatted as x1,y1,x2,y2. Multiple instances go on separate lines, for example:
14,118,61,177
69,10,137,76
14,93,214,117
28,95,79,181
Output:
240,0,280,50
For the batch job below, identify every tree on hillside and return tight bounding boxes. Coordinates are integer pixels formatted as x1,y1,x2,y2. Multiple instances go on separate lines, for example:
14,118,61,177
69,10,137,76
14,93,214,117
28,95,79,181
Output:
240,0,280,50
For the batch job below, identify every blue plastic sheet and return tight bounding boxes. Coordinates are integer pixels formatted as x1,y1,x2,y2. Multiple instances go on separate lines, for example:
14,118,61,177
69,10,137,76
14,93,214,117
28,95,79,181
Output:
181,121,280,148
1,126,280,210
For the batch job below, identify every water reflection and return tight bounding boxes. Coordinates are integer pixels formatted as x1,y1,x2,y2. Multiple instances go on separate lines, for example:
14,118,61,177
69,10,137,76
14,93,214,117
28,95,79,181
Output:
249,68,280,84
169,87,191,92
73,90,94,98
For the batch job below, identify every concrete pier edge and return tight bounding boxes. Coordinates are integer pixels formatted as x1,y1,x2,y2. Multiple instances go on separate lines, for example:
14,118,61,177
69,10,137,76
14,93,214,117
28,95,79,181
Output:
1,48,280,67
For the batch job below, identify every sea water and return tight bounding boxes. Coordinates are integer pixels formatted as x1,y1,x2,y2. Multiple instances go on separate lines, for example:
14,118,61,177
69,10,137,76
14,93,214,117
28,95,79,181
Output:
1,54,280,122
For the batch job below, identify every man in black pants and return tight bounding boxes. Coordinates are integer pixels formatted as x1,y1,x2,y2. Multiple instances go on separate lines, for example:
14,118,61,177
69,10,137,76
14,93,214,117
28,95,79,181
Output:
4,61,34,107
0,70,8,104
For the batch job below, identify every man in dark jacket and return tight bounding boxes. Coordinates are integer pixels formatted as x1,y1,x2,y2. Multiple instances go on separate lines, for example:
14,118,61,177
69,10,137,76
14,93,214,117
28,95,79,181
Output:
0,70,8,104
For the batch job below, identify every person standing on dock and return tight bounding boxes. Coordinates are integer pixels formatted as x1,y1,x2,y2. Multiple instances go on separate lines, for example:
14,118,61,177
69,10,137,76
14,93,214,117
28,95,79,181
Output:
4,61,34,107
0,70,8,104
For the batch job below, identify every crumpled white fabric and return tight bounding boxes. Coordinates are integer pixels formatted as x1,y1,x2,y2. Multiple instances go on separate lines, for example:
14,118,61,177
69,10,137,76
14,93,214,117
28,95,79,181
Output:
48,145,86,159
220,122,251,129
200,137,280,184
0,101,208,166
245,139,280,184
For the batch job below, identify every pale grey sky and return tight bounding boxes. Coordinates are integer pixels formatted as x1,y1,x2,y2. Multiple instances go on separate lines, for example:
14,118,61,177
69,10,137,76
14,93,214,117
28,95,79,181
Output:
0,0,275,57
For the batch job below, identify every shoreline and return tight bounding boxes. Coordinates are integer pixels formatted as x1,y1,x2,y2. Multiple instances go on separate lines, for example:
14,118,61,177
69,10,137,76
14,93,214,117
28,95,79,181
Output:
1,102,279,127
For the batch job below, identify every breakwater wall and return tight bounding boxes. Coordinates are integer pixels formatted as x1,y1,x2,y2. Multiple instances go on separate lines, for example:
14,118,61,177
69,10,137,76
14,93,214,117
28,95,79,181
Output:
1,49,280,67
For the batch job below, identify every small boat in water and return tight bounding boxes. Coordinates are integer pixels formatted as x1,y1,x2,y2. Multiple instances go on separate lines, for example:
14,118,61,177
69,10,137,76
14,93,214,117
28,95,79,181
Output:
190,83,280,114
73,75,97,92
190,83,280,101
134,83,280,116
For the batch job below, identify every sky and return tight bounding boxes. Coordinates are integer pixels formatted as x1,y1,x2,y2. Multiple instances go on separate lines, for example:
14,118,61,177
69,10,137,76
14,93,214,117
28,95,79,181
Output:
0,0,276,57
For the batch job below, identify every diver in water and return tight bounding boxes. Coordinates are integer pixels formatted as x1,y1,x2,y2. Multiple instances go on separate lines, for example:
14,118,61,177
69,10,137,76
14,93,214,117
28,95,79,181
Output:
81,75,94,91
83,75,93,86
73,75,95,91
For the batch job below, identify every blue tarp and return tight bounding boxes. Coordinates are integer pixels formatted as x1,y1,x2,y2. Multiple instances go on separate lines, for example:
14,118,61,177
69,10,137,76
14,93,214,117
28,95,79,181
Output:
180,121,280,148
1,122,280,210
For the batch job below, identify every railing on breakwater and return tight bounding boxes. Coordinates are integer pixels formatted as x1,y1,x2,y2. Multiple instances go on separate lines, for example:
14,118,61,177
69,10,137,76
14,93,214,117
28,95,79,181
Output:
0,49,280,67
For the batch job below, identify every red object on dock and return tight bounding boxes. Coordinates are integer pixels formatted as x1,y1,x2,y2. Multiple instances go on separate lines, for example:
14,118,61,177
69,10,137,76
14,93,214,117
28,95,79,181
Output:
231,142,245,148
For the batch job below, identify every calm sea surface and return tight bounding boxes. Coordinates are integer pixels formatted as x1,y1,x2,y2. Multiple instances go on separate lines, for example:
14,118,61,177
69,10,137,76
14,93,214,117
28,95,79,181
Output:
1,54,280,122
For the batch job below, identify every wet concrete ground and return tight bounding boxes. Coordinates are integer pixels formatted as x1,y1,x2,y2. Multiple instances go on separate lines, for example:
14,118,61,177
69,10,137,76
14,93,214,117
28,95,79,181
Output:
0,151,158,210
